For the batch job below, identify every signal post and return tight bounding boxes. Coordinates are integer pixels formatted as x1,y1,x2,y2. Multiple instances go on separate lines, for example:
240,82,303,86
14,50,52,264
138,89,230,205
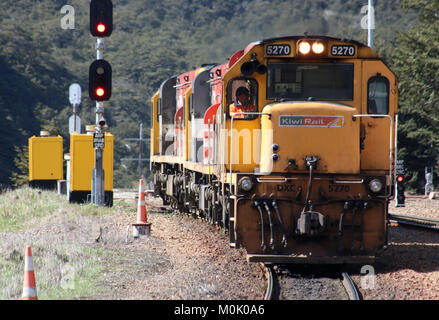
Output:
89,0,113,206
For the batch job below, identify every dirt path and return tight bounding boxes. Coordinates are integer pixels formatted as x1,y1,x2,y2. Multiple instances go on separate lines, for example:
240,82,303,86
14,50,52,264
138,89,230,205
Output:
93,196,266,299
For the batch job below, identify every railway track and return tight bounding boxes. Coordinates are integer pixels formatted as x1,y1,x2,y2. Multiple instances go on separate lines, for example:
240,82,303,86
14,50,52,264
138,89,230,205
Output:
119,189,364,300
263,264,360,300
388,213,439,232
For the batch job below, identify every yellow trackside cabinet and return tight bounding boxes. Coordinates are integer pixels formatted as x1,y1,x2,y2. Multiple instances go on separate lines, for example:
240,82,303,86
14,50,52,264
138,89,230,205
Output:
28,135,63,189
69,132,114,206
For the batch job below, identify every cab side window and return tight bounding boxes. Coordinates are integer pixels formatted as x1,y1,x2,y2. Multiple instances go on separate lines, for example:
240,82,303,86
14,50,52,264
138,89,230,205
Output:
226,78,258,120
367,76,389,114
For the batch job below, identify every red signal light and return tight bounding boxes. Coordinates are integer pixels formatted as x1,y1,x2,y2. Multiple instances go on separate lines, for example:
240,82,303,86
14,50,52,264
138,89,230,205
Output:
397,175,404,183
96,88,105,97
97,23,106,33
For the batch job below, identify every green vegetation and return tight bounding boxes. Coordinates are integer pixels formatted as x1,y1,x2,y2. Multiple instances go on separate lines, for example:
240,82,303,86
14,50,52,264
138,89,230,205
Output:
390,0,439,192
0,187,110,232
0,0,437,191
0,187,172,300
0,187,114,299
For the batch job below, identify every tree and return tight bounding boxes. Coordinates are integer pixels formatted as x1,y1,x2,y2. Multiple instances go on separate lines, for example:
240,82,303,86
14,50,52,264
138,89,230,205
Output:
10,145,29,188
391,0,439,192
0,0,419,189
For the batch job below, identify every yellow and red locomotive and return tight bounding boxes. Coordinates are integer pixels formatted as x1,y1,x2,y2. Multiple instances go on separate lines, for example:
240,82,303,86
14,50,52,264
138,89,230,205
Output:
150,35,398,264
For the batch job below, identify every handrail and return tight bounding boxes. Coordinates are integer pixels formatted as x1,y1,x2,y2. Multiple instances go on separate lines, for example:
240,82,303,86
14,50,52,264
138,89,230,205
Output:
353,114,394,197
206,78,223,84
173,82,191,89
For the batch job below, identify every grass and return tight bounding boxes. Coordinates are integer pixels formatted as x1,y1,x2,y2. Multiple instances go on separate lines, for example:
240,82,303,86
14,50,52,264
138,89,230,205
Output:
0,187,119,300
36,246,107,300
0,187,112,232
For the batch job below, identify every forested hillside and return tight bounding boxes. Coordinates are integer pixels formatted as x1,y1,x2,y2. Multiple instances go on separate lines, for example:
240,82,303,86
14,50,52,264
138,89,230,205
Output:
390,0,439,191
0,0,425,189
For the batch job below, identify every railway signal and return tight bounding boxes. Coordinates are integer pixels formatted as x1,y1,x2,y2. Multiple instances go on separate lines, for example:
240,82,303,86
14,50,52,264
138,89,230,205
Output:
89,59,112,101
395,174,405,207
89,0,113,206
90,0,113,37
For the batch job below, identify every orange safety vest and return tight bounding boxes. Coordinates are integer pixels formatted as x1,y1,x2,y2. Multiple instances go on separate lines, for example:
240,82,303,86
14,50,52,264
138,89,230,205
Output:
229,102,256,119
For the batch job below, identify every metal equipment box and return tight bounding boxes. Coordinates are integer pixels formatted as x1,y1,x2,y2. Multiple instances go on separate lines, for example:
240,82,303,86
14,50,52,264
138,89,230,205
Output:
69,132,113,206
28,135,63,188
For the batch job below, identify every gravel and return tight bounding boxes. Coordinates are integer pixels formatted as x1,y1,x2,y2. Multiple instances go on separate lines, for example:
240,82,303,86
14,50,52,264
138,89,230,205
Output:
5,188,437,300
94,192,266,300
273,265,349,300
349,198,439,300
108,194,439,300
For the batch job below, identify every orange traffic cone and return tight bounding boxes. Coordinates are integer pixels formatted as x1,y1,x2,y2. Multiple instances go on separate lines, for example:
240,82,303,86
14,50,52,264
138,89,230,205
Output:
131,179,151,238
137,179,148,224
22,246,38,300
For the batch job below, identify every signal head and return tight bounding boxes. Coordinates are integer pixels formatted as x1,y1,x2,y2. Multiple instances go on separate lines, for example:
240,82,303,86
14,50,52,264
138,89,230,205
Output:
90,0,113,37
395,174,405,207
89,59,112,101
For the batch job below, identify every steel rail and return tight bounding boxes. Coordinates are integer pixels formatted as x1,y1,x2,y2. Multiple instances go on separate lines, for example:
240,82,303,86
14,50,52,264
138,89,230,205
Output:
263,264,274,300
388,213,439,231
388,213,439,225
342,272,360,300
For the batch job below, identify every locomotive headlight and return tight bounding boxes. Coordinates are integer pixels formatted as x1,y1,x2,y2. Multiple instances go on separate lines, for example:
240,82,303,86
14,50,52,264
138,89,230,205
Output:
298,41,311,55
369,179,383,193
312,42,325,54
238,176,253,192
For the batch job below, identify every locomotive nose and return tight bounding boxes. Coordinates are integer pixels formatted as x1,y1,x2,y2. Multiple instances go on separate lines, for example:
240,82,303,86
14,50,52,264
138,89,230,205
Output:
260,101,360,174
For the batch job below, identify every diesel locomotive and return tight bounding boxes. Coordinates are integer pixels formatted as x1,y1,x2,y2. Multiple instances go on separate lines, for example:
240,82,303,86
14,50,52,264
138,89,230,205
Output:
150,35,398,264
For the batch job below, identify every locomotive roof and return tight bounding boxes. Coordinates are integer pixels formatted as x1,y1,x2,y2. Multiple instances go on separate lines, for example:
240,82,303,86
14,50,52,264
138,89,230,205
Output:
259,35,365,47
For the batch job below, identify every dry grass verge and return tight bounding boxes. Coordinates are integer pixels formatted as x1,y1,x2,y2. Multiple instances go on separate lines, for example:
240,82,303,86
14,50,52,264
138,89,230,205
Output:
0,187,265,300
0,187,115,299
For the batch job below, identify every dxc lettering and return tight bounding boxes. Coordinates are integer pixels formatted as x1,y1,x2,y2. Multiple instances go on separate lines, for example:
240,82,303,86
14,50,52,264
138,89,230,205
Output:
276,184,296,192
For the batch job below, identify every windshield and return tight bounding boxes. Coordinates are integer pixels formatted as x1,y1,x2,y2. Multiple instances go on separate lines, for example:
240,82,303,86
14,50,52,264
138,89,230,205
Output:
266,63,354,101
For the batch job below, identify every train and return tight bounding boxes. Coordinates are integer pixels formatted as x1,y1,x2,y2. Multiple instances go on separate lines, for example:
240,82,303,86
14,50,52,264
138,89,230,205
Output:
150,35,399,264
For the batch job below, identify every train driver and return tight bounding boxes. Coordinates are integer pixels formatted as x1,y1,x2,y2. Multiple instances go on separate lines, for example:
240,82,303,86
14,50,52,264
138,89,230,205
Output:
229,86,257,120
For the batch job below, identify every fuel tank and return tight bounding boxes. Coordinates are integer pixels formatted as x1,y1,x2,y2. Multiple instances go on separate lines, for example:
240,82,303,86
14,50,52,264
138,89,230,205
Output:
260,102,360,174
